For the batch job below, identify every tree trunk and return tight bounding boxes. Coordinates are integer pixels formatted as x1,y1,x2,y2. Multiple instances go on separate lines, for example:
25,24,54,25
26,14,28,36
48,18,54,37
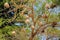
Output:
29,37,33,40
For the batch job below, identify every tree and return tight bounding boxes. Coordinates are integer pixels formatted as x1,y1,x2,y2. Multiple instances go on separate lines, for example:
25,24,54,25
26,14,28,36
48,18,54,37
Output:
0,0,60,40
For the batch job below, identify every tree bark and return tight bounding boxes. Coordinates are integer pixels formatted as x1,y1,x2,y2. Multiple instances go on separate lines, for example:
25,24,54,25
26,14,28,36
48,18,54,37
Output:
29,36,33,40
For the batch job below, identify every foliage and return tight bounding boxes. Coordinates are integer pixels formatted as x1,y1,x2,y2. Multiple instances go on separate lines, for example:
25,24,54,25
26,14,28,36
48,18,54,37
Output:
0,0,60,40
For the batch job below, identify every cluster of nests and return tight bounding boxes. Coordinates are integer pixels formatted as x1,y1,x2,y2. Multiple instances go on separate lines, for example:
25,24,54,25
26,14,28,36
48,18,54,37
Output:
0,2,58,28
0,2,27,28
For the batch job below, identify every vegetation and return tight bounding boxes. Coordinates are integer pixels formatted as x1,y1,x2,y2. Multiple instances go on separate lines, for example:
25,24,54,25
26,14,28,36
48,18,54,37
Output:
0,0,60,40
